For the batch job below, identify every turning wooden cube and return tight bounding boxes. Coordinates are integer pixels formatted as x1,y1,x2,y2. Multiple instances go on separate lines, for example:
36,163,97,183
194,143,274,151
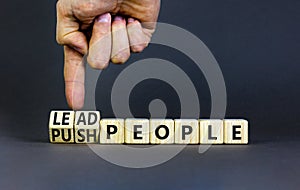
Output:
49,111,75,143
74,111,100,143
48,109,249,145
125,119,150,144
199,119,223,144
224,119,248,144
100,119,124,144
174,119,199,144
150,119,175,144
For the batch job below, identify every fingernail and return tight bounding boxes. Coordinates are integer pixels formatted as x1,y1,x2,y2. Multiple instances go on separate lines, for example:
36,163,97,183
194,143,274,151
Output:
97,13,110,22
128,18,135,23
114,16,123,21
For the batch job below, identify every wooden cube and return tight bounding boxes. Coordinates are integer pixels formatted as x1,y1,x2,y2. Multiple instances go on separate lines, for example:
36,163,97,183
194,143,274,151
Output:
74,111,100,143
199,119,223,144
224,119,248,144
150,119,174,144
49,111,75,143
125,119,149,144
175,119,199,144
100,119,124,144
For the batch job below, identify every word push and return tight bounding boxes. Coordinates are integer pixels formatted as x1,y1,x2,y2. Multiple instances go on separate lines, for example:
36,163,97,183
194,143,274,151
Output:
49,111,248,144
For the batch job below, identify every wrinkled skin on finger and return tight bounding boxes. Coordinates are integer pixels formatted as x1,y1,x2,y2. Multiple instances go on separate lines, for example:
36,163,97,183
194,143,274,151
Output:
56,0,161,110
56,0,160,50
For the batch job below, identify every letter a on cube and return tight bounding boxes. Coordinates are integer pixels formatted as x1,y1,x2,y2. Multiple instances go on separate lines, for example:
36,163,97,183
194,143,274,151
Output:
74,111,100,143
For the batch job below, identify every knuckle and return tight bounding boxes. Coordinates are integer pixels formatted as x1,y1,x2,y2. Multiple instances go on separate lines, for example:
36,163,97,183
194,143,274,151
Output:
111,52,130,64
87,57,109,70
56,1,62,10
73,1,97,16
60,33,86,52
56,35,63,44
71,37,85,48
81,2,97,11
56,0,67,16
131,44,148,53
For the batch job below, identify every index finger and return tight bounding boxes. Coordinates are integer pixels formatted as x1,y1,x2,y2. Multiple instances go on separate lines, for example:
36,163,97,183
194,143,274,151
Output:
64,46,85,110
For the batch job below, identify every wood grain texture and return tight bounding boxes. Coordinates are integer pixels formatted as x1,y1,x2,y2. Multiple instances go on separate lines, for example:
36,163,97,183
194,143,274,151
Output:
49,111,75,143
125,119,149,144
100,119,124,144
150,119,174,144
224,119,248,144
199,119,223,144
74,111,100,143
174,119,199,144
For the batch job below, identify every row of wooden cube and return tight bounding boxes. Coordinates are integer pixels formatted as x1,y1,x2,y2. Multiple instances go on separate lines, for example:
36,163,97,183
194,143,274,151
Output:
49,111,248,144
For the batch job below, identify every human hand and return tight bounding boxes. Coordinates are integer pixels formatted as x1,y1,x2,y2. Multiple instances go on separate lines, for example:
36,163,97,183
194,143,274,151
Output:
56,0,161,109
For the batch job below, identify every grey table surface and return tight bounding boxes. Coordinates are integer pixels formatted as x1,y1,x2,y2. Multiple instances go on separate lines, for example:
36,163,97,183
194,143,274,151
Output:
0,137,299,190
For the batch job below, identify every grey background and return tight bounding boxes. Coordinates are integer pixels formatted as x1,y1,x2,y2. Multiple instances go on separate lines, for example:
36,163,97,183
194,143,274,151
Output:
0,0,299,189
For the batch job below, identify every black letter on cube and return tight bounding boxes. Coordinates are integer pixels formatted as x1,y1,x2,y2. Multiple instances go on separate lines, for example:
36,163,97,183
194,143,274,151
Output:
182,125,193,140
107,125,118,139
208,125,217,140
232,125,241,140
52,128,72,142
87,129,98,143
155,125,169,140
77,129,86,143
62,112,71,125
134,125,143,140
